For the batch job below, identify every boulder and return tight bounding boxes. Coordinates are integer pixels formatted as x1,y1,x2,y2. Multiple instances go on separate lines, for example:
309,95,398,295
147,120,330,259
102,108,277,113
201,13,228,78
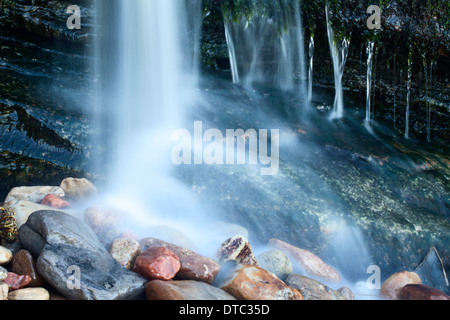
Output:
257,250,293,280
140,238,221,284
219,264,304,300
3,186,64,205
84,206,123,250
414,247,449,295
398,284,450,300
216,235,259,266
285,274,347,300
268,238,341,282
4,200,74,229
380,271,421,300
146,280,236,300
110,238,141,270
60,178,97,201
133,247,181,281
18,210,147,300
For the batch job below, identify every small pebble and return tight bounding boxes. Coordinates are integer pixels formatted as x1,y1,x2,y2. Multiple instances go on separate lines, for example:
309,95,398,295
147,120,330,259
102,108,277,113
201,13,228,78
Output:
0,246,13,266
0,283,8,300
0,266,8,281
110,238,141,270
7,287,50,300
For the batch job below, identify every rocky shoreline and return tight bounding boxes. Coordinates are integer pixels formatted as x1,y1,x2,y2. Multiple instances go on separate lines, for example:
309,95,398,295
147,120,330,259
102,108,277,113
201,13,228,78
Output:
0,178,448,300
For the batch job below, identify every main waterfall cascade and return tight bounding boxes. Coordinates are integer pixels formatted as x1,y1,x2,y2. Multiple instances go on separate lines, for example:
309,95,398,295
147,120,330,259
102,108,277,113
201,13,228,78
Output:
94,0,210,235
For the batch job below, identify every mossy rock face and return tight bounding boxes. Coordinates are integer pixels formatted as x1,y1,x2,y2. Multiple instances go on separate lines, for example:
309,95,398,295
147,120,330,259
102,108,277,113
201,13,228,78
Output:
0,0,95,44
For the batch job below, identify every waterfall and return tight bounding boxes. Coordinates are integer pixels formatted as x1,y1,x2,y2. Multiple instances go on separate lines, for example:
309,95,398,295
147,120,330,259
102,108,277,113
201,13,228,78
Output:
224,22,240,84
94,0,203,216
308,35,314,102
393,55,397,129
326,5,350,119
424,59,435,143
405,53,412,139
223,16,273,86
365,41,375,130
223,0,308,100
294,2,307,99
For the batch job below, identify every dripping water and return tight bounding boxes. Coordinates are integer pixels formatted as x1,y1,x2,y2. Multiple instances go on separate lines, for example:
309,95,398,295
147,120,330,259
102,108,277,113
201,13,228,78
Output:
326,4,350,119
365,41,375,131
308,35,314,102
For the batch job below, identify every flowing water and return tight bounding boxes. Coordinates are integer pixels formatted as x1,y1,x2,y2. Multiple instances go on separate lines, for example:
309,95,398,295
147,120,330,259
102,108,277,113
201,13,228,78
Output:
93,0,213,237
308,35,314,102
1,0,447,299
325,5,350,120
223,0,308,100
405,53,413,139
365,41,375,131
86,0,450,294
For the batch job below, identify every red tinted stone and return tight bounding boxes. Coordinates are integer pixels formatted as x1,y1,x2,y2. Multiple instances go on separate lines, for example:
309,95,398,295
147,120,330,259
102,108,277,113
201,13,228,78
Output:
41,194,71,209
398,284,450,300
3,272,32,291
11,249,44,287
133,247,181,281
140,238,221,284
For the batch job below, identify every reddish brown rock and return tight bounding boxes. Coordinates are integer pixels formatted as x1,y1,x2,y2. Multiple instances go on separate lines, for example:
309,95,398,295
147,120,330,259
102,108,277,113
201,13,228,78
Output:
146,280,236,300
133,246,181,281
41,194,71,209
398,284,450,300
380,271,421,300
220,264,304,300
216,235,259,266
268,238,341,282
285,274,348,300
11,249,44,287
3,272,32,291
140,238,221,284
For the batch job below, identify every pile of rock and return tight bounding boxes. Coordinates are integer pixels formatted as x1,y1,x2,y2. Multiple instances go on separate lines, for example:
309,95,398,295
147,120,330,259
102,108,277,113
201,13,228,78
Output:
1,178,448,300
0,246,49,300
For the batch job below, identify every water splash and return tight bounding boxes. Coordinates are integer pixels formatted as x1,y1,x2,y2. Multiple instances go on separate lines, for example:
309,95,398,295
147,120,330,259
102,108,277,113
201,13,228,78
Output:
326,5,350,119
